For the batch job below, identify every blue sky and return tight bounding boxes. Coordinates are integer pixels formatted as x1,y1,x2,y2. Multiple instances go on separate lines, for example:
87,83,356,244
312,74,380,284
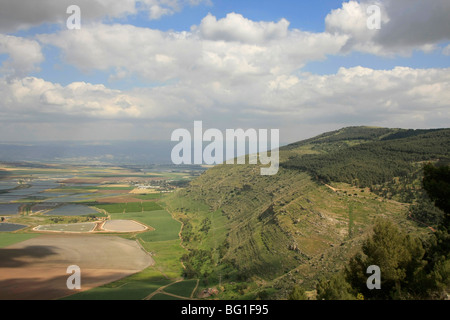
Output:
0,0,449,142
119,0,345,32
8,0,448,89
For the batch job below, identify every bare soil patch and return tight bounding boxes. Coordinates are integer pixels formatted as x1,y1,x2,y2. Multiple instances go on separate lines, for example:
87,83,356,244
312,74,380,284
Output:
0,234,154,300
102,220,148,233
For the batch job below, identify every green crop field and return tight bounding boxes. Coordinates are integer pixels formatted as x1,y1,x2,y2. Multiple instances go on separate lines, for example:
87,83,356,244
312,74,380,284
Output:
95,202,162,214
65,208,186,299
137,211,180,242
142,202,163,211
140,239,186,279
150,293,182,300
0,233,39,248
109,209,184,277
0,162,202,301
163,279,198,298
134,193,162,200
63,268,171,300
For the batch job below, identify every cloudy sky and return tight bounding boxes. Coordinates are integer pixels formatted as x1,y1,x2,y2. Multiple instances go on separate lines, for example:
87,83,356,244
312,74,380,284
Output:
0,0,449,143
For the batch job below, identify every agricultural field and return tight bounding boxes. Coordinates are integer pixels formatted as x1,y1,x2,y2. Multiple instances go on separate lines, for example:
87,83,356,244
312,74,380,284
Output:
62,267,171,300
44,204,100,216
0,203,22,215
163,279,198,298
95,201,162,214
0,223,28,232
34,222,97,233
102,220,147,232
0,233,38,248
0,235,154,300
0,162,202,300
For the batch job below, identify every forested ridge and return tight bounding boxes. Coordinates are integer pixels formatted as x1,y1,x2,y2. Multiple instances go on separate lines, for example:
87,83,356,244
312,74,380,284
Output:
282,128,450,187
167,126,450,300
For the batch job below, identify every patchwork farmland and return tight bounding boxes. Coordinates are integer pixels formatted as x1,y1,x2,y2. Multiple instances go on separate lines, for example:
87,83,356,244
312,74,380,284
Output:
0,163,201,300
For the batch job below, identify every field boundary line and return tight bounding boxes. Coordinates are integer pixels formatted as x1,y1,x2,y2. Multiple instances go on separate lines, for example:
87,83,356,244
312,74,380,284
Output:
163,204,189,270
135,238,156,266
191,279,200,299
143,279,183,300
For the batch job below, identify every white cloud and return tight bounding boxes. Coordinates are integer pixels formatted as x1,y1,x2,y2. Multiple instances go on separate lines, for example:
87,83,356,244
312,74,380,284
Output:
325,0,450,55
0,35,44,78
443,44,450,56
38,17,347,83
38,23,202,82
1,65,449,141
148,4,173,20
0,0,211,32
1,9,449,142
141,0,212,20
196,13,290,44
0,0,137,32
0,77,143,120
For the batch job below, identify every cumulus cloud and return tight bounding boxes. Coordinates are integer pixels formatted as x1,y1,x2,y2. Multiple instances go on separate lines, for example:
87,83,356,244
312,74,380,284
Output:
37,17,347,83
0,77,143,120
0,0,211,32
0,35,44,78
1,8,449,142
1,65,449,141
141,0,212,20
443,44,450,56
196,13,290,44
325,0,450,55
38,23,202,82
0,0,137,32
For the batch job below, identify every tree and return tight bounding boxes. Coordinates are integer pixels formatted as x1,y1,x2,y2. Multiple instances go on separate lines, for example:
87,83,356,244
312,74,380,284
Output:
316,273,355,300
421,163,450,298
288,286,308,300
423,163,450,230
345,219,427,299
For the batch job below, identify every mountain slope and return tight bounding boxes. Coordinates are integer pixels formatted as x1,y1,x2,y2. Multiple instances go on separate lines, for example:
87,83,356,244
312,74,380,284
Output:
164,126,450,298
283,128,450,186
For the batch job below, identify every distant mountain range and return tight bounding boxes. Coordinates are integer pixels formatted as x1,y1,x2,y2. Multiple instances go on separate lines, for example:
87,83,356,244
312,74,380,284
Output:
0,141,174,164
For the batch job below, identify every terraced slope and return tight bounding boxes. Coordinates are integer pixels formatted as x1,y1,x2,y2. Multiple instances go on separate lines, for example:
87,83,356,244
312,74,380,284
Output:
165,127,450,297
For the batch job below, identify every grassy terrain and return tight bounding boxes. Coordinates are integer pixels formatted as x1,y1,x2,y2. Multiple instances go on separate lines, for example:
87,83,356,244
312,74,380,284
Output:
0,233,39,248
134,193,163,200
150,293,183,300
63,268,172,300
95,202,162,214
66,205,185,299
163,127,443,299
115,209,184,278
3,127,447,300
163,279,198,297
0,163,193,300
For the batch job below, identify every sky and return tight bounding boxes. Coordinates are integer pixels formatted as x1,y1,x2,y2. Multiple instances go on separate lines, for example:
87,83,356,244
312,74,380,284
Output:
0,0,449,144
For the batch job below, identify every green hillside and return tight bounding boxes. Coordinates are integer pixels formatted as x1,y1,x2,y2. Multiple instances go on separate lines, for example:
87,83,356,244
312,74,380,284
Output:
164,127,450,299
283,128,450,187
